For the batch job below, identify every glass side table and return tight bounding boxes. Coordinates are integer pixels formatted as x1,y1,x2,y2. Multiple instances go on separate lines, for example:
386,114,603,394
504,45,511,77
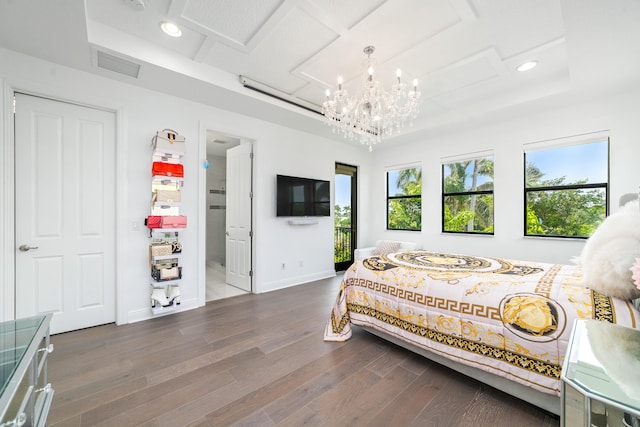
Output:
0,314,54,427
561,319,640,427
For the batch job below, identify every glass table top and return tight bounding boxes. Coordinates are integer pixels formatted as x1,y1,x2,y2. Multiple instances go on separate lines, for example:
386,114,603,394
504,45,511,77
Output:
563,319,640,412
0,316,45,397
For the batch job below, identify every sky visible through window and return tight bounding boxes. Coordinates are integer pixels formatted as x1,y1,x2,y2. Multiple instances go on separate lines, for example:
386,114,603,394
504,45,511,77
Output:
387,170,402,196
527,141,608,184
334,141,606,209
335,174,351,207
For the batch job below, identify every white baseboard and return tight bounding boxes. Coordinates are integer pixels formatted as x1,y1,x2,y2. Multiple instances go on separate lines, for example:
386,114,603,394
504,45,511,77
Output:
126,297,201,324
258,270,336,293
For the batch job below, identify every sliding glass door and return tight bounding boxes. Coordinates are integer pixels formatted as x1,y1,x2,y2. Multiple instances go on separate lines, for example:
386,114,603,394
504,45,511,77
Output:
335,163,357,271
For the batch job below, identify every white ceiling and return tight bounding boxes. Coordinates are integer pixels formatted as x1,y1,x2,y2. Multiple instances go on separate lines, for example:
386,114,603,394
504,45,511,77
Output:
1,0,640,148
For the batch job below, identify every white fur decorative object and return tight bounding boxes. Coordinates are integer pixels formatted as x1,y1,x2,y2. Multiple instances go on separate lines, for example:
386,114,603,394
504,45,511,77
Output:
587,320,640,401
578,200,640,300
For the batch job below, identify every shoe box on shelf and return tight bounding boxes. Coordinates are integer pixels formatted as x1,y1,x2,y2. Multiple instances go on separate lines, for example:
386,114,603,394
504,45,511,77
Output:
146,129,186,315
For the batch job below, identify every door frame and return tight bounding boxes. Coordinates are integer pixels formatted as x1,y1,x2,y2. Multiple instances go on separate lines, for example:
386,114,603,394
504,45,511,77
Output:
0,82,126,326
334,162,358,271
197,121,257,306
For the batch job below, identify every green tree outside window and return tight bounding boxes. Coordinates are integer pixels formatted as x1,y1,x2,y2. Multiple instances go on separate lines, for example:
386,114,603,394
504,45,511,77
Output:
387,167,422,231
442,157,494,233
524,140,608,238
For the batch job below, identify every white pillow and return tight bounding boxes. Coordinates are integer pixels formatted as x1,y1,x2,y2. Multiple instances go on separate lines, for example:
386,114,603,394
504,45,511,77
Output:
578,201,640,300
373,240,401,256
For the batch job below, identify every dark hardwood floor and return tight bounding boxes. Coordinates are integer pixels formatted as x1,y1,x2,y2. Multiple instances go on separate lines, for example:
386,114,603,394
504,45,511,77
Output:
47,276,560,427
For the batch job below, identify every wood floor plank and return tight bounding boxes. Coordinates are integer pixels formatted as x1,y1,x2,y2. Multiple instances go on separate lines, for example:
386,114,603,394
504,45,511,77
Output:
156,335,341,426
206,333,379,425
225,332,337,383
411,368,485,427
50,357,135,395
285,365,382,425
321,365,419,426
399,352,432,376
47,376,148,424
50,364,144,408
227,409,275,427
146,345,266,387
366,363,454,426
268,405,320,427
365,342,413,377
460,384,558,426
183,419,210,427
79,361,235,426
87,369,236,427
46,276,560,427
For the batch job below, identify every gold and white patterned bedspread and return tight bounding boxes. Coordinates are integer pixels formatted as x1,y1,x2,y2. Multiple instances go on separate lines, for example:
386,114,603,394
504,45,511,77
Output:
324,250,640,396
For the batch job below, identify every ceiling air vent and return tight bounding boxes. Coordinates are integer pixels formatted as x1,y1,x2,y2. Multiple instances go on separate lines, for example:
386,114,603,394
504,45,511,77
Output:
95,50,141,79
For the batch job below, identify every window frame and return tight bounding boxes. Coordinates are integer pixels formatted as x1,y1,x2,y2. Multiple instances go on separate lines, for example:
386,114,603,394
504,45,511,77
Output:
523,138,609,239
386,166,422,231
441,155,494,235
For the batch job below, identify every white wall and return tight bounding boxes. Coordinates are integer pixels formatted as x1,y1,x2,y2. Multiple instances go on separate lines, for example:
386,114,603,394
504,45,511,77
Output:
252,124,368,291
0,48,369,324
362,89,640,264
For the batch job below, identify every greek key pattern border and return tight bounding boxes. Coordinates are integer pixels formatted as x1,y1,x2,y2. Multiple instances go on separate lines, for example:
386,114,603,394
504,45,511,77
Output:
592,291,615,323
331,309,351,334
533,264,562,297
346,277,502,321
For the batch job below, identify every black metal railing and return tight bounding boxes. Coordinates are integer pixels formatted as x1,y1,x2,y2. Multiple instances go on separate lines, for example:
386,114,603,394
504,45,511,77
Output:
334,226,352,264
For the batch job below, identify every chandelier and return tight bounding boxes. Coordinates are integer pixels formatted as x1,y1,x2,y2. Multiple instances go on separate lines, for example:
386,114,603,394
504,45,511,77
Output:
322,46,422,152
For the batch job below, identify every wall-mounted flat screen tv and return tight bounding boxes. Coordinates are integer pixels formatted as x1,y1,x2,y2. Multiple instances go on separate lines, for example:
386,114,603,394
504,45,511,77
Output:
276,174,331,217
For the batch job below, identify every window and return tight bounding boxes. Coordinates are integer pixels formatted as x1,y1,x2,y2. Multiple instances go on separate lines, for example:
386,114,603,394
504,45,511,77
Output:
442,155,494,234
524,138,608,238
387,167,421,230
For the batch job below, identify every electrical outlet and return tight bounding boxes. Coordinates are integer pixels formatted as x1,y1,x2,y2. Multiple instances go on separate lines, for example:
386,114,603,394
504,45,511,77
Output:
281,263,285,269
299,260,303,267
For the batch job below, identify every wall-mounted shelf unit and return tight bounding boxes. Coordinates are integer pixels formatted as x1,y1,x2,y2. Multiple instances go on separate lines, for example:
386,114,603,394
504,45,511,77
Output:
150,228,186,234
152,176,184,184
152,201,181,208
147,129,186,315
287,218,319,225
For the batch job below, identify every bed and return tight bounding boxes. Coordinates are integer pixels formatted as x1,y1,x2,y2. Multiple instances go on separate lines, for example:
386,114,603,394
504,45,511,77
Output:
324,250,640,415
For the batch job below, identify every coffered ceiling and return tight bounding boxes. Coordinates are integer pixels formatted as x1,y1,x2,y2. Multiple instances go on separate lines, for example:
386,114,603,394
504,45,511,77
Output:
1,0,639,147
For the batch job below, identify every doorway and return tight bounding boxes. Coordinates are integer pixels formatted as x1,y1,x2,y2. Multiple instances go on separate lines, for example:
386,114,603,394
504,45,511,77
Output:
205,130,251,301
14,92,116,333
334,163,357,271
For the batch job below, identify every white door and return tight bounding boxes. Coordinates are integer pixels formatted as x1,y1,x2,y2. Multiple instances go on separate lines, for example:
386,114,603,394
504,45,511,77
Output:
14,93,116,334
225,143,252,292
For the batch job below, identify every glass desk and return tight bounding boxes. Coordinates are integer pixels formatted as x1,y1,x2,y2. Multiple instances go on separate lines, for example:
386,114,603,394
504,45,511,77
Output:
561,319,640,427
0,314,53,427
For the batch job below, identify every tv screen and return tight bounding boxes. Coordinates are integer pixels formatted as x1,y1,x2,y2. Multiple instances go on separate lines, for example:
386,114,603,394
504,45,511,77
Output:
276,175,331,217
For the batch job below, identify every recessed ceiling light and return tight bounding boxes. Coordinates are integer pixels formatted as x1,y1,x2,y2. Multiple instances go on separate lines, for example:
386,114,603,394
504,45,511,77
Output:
516,60,538,72
160,21,182,38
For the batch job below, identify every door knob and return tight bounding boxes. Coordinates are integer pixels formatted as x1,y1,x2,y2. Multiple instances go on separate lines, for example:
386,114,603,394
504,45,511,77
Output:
18,244,39,252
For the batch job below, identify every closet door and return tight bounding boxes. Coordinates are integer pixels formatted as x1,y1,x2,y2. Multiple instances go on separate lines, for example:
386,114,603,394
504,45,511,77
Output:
14,93,116,334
